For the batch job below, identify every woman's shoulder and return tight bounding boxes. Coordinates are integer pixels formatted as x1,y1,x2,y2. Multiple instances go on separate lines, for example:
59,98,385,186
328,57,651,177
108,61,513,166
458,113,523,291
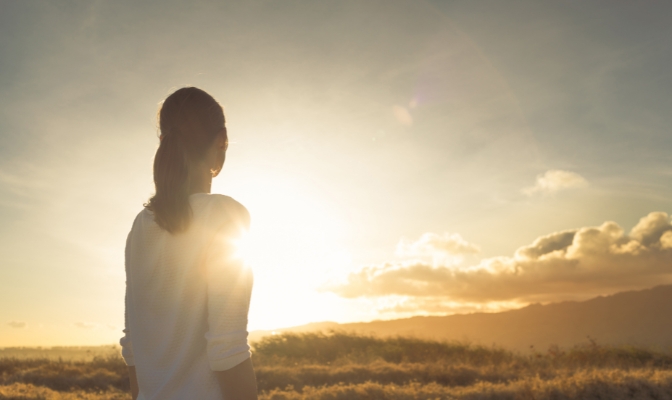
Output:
191,193,250,228
129,207,154,231
190,193,248,213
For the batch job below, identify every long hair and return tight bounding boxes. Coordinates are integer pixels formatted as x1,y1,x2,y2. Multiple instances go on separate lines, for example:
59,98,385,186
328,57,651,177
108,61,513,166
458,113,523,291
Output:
145,87,226,233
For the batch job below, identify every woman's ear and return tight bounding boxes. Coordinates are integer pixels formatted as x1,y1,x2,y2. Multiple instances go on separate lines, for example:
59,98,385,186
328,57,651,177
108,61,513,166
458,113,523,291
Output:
219,128,228,150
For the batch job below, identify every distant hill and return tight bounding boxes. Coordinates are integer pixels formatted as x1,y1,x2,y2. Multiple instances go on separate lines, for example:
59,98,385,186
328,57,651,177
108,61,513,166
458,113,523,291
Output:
250,285,672,351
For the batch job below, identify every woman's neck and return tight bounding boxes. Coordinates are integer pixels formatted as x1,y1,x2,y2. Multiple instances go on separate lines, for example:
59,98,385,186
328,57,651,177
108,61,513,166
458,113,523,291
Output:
189,168,212,195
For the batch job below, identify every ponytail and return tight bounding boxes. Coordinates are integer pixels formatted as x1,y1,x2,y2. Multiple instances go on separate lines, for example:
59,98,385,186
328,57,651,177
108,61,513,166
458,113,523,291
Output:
145,87,225,233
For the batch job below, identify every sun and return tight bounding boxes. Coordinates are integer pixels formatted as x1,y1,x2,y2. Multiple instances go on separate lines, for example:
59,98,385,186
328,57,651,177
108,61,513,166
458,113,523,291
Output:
231,230,253,263
213,172,352,329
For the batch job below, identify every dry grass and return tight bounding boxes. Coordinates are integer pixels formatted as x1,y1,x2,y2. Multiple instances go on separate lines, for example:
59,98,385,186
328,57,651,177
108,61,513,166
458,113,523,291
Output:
259,369,672,399
0,382,128,400
0,347,119,362
0,355,128,393
3,332,672,399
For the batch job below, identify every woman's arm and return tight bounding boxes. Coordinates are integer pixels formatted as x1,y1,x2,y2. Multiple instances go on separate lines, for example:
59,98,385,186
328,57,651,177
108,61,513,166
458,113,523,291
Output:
205,202,257,397
122,232,139,400
128,366,139,400
215,358,258,400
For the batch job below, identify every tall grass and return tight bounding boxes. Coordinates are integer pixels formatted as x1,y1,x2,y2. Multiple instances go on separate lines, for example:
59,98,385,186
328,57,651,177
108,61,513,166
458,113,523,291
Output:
0,383,128,400
2,331,672,399
0,355,129,393
253,331,672,369
253,331,513,365
259,370,672,400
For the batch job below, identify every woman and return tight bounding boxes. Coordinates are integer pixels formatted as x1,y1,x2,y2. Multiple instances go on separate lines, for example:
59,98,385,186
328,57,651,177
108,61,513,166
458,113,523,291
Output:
120,87,258,400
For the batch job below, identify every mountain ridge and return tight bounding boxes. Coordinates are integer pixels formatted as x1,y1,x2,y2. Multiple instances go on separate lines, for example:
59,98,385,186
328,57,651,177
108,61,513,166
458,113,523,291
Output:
250,285,672,351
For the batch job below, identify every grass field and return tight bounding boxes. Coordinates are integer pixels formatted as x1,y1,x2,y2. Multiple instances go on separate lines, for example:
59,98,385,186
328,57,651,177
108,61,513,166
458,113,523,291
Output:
2,332,672,399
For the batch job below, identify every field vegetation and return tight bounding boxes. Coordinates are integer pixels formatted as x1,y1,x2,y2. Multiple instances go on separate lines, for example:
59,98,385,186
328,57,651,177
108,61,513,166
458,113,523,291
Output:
2,332,672,399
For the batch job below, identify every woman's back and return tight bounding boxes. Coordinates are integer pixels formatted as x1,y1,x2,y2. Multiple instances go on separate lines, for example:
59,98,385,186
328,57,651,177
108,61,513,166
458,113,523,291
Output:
121,193,252,400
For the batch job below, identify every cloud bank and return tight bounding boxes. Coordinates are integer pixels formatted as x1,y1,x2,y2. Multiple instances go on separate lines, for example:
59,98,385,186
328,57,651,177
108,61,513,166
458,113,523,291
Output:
523,170,588,196
325,212,672,306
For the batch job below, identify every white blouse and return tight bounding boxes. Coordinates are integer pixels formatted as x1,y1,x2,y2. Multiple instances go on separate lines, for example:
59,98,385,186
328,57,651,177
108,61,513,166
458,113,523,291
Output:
120,193,253,400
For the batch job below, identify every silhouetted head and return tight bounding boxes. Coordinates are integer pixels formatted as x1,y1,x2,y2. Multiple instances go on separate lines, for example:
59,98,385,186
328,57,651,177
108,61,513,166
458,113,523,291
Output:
145,87,227,233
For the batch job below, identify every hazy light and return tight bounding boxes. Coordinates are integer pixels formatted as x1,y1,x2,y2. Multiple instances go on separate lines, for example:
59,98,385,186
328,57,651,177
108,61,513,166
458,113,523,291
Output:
392,105,413,126
216,171,352,329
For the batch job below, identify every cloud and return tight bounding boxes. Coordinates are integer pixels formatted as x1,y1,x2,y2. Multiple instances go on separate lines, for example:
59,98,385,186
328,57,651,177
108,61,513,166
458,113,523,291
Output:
7,320,27,329
74,322,98,329
324,212,672,305
396,232,480,266
523,170,588,196
371,296,525,315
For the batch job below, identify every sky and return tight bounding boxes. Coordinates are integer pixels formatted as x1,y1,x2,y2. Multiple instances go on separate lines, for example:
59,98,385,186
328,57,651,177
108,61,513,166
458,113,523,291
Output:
1,0,672,346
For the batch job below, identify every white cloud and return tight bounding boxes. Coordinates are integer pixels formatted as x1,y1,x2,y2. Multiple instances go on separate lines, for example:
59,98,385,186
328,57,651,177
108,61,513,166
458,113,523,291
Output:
523,169,588,196
7,320,27,329
324,212,672,306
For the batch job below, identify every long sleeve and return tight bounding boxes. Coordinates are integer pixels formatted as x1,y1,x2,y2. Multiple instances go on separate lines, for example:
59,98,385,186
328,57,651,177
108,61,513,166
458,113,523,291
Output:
119,231,135,366
118,196,252,399
204,206,253,371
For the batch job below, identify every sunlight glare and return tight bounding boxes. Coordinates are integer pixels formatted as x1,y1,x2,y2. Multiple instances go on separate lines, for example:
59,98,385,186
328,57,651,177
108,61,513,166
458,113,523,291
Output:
215,171,353,329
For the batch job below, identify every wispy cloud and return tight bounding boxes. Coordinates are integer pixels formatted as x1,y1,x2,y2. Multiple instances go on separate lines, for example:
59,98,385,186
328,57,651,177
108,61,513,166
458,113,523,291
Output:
371,296,524,316
396,232,480,266
324,212,672,307
7,320,27,329
0,166,51,195
0,165,53,210
523,170,588,196
397,232,480,257
73,322,98,329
